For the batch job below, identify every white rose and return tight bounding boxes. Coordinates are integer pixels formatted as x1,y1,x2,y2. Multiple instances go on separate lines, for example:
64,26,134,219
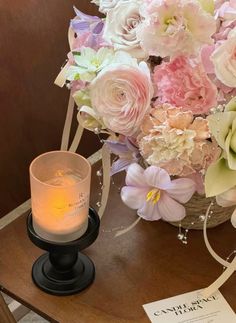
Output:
91,0,129,14
211,27,236,87
103,0,147,59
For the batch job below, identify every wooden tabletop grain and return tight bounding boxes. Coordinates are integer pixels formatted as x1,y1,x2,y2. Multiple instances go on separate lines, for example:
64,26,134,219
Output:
0,163,235,323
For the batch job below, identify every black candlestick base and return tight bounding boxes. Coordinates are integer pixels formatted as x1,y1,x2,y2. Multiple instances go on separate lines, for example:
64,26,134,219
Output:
27,208,100,296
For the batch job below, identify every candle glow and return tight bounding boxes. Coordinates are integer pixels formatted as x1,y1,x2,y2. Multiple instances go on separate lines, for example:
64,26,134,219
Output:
30,151,91,242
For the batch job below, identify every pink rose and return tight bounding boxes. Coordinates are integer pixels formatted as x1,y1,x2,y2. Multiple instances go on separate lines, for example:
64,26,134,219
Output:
153,56,218,115
90,62,153,136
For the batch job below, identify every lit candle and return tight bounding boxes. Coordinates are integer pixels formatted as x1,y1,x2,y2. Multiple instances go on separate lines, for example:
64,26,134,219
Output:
30,151,91,242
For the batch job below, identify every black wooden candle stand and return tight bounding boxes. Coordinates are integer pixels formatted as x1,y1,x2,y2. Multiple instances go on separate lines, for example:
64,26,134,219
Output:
27,207,100,296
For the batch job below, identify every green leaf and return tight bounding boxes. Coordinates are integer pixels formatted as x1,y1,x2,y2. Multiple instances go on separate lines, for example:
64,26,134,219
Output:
205,158,236,197
207,112,236,149
72,51,81,56
74,73,80,81
225,96,236,112
225,129,236,170
73,89,91,108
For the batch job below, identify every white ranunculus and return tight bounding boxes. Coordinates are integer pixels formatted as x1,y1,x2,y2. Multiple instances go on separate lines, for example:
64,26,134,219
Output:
103,0,146,59
211,27,236,87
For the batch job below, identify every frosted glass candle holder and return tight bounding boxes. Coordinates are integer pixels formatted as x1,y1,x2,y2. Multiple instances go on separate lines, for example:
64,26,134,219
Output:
30,151,91,242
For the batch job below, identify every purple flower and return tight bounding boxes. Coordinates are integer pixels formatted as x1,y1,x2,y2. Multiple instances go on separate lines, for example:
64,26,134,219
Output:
70,7,106,50
105,138,140,175
121,164,196,221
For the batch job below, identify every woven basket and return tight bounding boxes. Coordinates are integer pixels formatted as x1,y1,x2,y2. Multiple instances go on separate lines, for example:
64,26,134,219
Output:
169,194,234,230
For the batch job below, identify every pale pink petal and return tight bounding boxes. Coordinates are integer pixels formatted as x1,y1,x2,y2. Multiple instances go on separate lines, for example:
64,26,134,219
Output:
201,45,215,74
111,159,131,176
157,193,186,221
187,172,205,195
125,163,147,187
231,208,236,228
144,166,171,190
137,202,161,221
121,186,149,210
216,187,236,207
166,178,196,203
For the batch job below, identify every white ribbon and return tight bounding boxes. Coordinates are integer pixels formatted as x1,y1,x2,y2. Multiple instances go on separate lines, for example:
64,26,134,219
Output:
203,203,236,297
69,125,84,153
55,26,76,150
98,144,111,219
60,94,74,151
203,257,236,298
54,28,75,88
54,62,69,88
115,217,141,237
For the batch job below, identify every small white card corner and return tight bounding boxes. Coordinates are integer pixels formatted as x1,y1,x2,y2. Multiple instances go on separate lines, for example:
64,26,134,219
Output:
143,289,236,323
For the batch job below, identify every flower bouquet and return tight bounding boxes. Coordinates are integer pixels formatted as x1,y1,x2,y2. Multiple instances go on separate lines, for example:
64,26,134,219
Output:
56,0,236,232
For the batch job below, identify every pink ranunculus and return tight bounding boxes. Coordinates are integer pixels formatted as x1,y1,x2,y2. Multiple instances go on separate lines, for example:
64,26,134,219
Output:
90,62,153,137
153,56,218,115
121,163,196,221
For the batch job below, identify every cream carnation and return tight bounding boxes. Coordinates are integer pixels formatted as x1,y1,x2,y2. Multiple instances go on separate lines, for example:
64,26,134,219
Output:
103,0,147,59
90,61,153,136
138,104,215,176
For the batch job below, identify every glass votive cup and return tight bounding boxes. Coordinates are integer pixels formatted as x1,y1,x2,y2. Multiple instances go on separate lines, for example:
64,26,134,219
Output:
29,151,91,242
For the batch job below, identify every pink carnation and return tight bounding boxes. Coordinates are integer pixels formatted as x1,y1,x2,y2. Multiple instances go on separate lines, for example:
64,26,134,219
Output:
153,56,218,115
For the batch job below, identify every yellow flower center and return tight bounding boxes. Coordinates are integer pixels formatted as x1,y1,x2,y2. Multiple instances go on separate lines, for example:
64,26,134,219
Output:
91,58,100,68
165,16,176,26
146,189,161,205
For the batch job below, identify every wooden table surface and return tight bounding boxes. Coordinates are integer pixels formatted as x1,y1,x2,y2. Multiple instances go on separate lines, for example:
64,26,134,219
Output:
0,164,236,322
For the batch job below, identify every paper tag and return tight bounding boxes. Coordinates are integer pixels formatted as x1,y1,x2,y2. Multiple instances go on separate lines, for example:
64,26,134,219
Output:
143,289,235,323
